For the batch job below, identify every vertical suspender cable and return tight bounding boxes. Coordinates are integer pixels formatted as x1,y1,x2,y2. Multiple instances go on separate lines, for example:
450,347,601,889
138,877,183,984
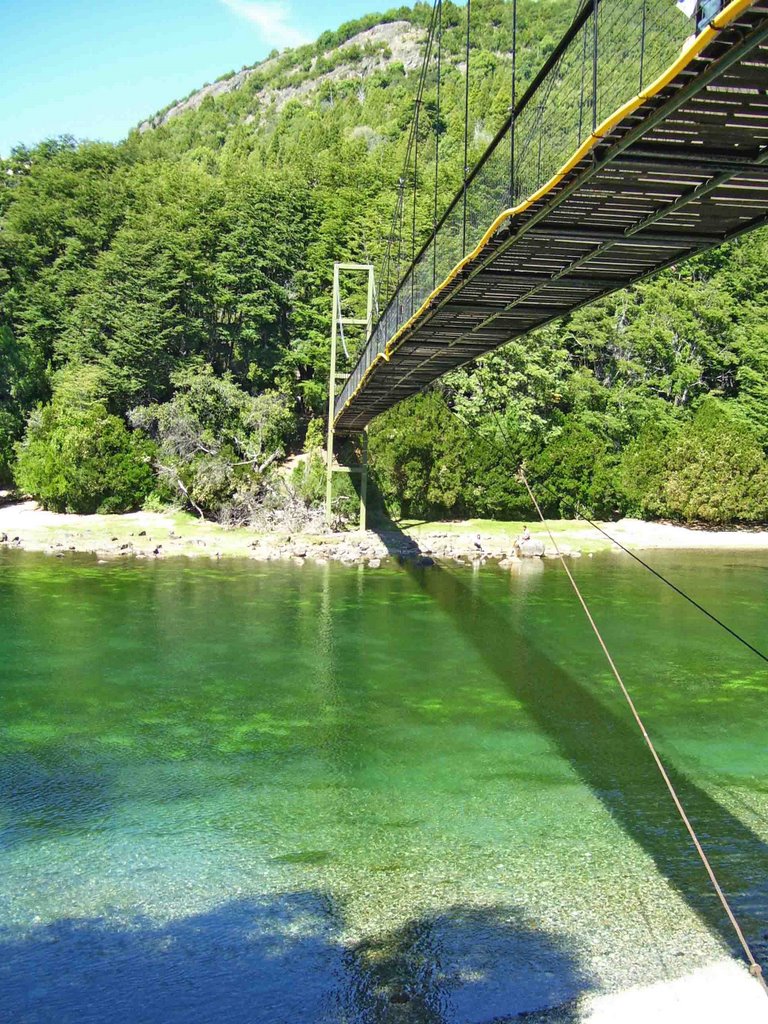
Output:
433,0,442,288
412,98,420,317
592,0,599,131
384,169,404,306
385,1,438,316
462,0,472,255
578,17,588,142
510,0,517,203
639,0,648,89
384,196,397,303
408,1,439,314
396,181,405,315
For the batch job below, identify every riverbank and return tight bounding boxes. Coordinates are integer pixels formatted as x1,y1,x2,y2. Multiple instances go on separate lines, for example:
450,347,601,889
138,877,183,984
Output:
3,500,768,566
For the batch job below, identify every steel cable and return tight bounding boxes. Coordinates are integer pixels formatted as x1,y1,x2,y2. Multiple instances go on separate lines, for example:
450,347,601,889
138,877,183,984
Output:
477,405,768,667
519,466,768,997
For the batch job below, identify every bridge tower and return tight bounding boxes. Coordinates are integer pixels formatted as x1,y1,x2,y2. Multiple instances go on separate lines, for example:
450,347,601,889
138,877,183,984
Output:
325,262,375,530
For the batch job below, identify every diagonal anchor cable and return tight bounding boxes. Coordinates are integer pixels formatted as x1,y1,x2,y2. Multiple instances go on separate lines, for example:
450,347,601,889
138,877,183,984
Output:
519,465,768,998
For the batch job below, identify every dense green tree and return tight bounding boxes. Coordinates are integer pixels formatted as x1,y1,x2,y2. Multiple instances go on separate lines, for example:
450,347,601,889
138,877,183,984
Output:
14,401,155,513
368,390,531,519
525,420,621,519
129,365,295,519
1,1,768,524
619,401,768,524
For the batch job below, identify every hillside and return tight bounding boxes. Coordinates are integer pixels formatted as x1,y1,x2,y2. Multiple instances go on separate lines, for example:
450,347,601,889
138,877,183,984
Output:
138,20,427,133
2,0,768,527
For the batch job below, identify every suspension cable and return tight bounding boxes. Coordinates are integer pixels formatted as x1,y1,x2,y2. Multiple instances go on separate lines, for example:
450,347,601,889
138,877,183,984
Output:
412,94,421,314
510,0,517,202
518,467,768,996
539,481,768,665
381,0,440,306
477,404,768,667
462,0,472,255
433,0,442,288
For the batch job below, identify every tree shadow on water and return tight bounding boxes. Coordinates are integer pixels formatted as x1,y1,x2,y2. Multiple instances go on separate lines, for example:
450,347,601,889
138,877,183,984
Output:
385,549,768,971
0,893,590,1024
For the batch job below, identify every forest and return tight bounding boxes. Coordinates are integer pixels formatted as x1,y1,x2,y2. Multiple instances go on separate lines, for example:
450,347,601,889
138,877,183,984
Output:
2,0,767,526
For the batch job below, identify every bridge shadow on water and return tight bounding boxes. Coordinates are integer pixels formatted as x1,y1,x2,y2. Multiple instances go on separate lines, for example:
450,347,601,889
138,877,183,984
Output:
0,892,591,1023
371,524,768,973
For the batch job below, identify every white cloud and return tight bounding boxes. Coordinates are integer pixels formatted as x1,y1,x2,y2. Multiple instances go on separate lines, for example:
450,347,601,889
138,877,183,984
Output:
220,0,310,50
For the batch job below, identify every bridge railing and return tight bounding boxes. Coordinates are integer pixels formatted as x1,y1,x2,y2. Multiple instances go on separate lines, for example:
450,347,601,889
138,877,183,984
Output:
335,0,701,423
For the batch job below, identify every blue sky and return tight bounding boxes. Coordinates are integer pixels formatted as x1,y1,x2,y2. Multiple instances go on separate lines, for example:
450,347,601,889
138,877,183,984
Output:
1,0,389,156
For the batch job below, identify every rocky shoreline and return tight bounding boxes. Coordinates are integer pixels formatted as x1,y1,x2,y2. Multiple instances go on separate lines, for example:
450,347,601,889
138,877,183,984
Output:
0,517,552,568
0,501,577,567
241,530,553,568
3,501,768,568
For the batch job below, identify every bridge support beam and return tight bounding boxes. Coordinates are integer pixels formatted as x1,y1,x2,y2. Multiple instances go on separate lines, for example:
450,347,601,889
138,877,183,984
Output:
325,262,375,529
359,428,369,533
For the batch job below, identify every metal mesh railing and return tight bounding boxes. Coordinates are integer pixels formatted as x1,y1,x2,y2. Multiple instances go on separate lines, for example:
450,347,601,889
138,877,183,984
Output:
336,0,704,421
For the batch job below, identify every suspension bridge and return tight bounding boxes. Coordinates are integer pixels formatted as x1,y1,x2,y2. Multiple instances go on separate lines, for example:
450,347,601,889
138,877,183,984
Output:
331,0,768,435
322,0,768,997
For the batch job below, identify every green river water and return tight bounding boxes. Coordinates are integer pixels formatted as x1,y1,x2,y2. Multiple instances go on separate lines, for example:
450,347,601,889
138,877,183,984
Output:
1,548,766,1022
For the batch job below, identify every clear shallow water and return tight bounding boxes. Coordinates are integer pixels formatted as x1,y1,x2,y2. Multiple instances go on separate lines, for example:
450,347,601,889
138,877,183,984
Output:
0,548,766,1023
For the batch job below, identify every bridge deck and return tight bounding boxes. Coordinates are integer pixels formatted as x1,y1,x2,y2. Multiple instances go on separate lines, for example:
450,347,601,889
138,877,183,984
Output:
334,1,768,434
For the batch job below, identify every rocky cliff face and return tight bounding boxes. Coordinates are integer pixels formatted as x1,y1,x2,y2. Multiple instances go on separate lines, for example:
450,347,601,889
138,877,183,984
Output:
138,21,425,134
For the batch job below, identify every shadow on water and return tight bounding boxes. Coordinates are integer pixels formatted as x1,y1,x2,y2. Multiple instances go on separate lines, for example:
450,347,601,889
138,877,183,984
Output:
371,524,768,970
0,893,591,1024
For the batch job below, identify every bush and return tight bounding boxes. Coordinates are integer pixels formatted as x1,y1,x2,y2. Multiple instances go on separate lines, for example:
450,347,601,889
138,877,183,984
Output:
618,421,677,519
619,401,768,523
368,390,533,521
303,417,325,451
289,449,358,524
291,449,326,504
0,408,22,486
526,420,622,519
14,402,155,513
130,367,296,520
368,391,473,519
